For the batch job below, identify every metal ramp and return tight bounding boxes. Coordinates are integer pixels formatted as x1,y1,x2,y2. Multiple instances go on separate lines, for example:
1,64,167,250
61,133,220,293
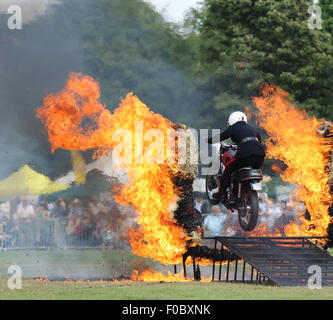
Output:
188,237,333,286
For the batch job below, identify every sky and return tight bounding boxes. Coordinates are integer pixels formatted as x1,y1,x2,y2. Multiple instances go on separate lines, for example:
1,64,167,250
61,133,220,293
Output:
146,0,202,22
0,0,201,24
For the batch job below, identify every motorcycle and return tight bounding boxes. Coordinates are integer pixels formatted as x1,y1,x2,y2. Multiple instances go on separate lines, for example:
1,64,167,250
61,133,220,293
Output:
205,142,263,231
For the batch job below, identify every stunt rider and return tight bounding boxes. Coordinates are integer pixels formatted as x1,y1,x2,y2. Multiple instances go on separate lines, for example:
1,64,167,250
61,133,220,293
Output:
207,111,266,202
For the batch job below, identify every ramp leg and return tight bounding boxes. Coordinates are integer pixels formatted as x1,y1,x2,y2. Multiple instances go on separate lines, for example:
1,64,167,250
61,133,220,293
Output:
212,239,217,282
250,266,254,282
218,244,224,281
234,259,238,281
192,256,196,280
226,252,231,282
242,260,246,282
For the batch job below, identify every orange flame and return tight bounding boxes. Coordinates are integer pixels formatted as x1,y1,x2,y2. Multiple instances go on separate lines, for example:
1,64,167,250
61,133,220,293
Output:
131,269,211,282
271,163,282,174
37,73,189,265
131,270,190,282
252,84,332,237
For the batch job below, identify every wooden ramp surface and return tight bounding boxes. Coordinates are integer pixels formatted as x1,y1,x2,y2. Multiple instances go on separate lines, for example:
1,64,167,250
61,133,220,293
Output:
210,237,333,286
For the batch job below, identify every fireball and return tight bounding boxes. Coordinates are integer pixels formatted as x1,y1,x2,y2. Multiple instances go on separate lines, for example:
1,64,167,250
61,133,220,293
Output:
37,73,194,267
252,84,332,237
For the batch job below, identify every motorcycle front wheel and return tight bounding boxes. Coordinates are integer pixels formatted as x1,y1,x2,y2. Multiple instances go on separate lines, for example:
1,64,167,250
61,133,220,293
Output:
205,174,220,205
238,187,259,231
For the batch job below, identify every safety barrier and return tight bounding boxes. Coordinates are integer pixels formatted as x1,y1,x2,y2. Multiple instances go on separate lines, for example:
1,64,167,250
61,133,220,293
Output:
0,218,128,250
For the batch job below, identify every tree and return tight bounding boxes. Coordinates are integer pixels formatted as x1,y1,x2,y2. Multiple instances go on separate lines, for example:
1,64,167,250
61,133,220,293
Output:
193,0,333,120
320,0,333,38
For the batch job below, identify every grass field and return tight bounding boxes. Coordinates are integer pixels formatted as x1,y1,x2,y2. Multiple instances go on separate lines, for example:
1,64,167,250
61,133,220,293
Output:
0,279,333,300
0,250,331,300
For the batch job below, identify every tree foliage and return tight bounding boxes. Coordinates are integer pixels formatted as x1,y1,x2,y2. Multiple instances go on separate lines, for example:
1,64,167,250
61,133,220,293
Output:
320,0,333,38
193,0,333,120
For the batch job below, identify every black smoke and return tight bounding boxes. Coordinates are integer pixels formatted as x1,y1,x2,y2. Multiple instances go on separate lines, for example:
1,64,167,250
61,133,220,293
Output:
0,4,83,179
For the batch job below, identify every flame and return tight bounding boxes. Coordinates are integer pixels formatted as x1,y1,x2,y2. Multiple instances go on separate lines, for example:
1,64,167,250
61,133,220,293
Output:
252,84,332,237
37,73,189,265
35,272,211,283
36,278,115,283
131,269,211,282
131,270,190,282
271,163,282,174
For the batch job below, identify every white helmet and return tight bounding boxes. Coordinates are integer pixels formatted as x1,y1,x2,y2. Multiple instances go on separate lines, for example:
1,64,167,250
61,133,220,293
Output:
228,111,247,126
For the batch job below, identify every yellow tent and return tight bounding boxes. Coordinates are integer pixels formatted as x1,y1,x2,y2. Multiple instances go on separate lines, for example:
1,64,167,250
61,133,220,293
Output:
0,165,69,198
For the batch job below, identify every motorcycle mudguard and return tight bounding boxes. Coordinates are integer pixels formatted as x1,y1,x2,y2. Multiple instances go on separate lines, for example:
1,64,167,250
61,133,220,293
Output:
234,168,263,181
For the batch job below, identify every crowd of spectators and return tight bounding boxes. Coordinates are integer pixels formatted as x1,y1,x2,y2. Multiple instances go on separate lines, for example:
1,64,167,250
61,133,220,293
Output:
0,194,136,249
197,192,305,237
0,191,307,248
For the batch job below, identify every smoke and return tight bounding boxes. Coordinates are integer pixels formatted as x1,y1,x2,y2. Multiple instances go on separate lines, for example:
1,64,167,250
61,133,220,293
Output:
0,0,206,181
0,1,83,179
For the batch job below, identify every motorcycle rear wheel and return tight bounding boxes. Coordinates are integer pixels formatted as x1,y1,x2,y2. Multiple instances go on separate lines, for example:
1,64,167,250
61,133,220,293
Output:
238,188,259,231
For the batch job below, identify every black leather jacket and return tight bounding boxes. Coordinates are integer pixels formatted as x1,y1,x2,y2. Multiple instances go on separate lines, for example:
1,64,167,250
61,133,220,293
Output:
207,121,266,159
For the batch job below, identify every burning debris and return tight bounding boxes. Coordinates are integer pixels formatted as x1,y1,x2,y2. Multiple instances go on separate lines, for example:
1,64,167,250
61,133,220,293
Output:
183,245,238,265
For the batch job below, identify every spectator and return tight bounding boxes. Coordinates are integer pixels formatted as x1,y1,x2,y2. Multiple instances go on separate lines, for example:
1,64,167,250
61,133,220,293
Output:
38,200,51,219
14,198,36,247
51,198,68,218
70,199,84,217
0,201,10,220
14,197,34,219
194,195,209,215
203,205,227,237
66,212,83,245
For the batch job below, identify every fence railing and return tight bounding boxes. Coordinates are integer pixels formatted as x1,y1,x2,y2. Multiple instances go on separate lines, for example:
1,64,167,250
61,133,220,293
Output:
0,218,129,250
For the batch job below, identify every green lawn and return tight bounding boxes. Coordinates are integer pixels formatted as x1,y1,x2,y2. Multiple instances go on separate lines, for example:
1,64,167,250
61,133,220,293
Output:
0,279,333,300
0,249,331,300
